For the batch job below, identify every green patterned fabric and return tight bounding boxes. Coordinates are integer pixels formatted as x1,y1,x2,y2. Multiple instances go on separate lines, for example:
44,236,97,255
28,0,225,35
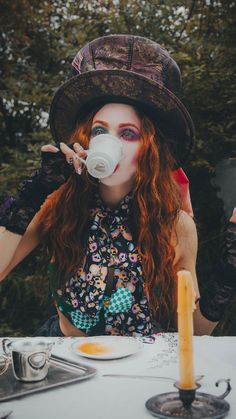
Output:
70,309,101,333
70,288,133,332
106,287,133,314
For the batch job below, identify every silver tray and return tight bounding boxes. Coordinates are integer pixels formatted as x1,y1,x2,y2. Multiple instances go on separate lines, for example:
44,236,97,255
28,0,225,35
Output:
0,355,97,402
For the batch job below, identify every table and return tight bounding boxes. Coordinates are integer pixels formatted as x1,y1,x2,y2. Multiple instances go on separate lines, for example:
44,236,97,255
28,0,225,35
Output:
1,334,236,419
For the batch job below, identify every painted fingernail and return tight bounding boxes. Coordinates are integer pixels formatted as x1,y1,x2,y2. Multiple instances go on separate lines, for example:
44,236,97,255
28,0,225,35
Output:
74,144,83,151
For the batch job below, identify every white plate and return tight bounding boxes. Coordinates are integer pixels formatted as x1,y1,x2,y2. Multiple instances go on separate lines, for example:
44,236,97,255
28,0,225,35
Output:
71,336,144,360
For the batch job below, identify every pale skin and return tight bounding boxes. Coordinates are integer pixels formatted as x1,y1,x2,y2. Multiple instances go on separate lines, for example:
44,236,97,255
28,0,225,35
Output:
0,103,218,336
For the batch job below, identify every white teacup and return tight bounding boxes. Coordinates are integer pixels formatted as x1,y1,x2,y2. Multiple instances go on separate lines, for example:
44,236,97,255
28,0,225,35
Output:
78,134,123,179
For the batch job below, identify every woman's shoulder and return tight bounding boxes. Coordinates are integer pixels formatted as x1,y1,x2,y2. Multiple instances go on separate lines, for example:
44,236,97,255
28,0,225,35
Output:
172,211,198,266
176,210,197,238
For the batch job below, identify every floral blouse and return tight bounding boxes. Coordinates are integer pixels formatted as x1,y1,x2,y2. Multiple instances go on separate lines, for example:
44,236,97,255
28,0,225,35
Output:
49,192,154,336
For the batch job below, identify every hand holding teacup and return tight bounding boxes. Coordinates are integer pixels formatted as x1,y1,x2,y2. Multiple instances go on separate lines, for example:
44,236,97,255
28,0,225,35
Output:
44,134,123,179
41,142,87,175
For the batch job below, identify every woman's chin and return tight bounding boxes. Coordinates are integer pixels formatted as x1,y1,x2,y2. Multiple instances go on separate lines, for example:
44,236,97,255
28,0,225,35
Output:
99,177,123,186
99,173,130,187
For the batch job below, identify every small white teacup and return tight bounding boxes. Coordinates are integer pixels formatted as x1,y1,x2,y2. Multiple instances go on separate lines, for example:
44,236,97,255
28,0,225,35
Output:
78,134,123,179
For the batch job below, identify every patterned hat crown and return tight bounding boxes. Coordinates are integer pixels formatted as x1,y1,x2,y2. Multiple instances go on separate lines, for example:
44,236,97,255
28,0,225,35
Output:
72,35,181,96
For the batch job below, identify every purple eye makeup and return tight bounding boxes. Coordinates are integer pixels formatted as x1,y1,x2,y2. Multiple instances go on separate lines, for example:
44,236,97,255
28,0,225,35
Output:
119,128,140,141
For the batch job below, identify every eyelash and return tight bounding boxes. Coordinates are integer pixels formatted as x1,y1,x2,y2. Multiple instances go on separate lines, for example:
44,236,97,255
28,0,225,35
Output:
91,126,107,137
91,126,140,141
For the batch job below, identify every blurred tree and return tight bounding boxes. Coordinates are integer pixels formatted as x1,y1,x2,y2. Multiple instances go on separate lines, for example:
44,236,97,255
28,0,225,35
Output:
0,0,235,335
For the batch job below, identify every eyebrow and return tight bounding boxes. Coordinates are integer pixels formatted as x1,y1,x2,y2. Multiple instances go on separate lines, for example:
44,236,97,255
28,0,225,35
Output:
92,120,140,131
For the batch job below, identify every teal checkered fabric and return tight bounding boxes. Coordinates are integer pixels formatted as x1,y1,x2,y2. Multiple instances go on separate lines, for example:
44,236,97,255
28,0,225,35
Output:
106,288,133,314
70,309,100,333
70,288,133,332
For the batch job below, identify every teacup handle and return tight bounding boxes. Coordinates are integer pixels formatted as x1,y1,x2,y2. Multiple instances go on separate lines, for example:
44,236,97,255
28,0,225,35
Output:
2,338,12,356
76,155,87,166
0,354,10,375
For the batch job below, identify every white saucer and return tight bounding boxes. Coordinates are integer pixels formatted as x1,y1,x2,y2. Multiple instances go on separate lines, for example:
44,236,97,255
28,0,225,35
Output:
71,336,143,360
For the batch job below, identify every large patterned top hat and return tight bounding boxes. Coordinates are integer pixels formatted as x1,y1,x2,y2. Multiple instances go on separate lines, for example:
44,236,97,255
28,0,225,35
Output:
49,34,195,166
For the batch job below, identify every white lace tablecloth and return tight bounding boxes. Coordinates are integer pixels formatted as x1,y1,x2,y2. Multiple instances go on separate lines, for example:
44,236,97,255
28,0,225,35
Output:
1,333,236,419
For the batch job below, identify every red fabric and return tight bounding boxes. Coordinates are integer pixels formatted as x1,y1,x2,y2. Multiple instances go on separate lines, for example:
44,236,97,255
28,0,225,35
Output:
173,168,194,217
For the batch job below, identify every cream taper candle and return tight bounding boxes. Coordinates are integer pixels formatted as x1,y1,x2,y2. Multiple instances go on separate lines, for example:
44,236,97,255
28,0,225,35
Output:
177,270,196,389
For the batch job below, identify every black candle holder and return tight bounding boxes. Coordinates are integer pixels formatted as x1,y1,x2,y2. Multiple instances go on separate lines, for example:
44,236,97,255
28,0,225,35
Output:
145,378,231,419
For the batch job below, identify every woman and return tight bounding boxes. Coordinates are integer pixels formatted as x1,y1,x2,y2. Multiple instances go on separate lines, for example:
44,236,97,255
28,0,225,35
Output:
0,35,219,336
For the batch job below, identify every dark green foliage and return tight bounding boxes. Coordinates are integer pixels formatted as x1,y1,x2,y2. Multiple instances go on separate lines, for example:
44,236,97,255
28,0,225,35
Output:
0,0,235,336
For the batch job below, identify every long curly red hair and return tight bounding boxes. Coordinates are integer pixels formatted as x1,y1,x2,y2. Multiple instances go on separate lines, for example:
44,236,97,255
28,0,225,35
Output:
38,107,182,329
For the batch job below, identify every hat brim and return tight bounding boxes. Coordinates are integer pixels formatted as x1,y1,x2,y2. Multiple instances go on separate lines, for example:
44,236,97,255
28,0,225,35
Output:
49,70,195,166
